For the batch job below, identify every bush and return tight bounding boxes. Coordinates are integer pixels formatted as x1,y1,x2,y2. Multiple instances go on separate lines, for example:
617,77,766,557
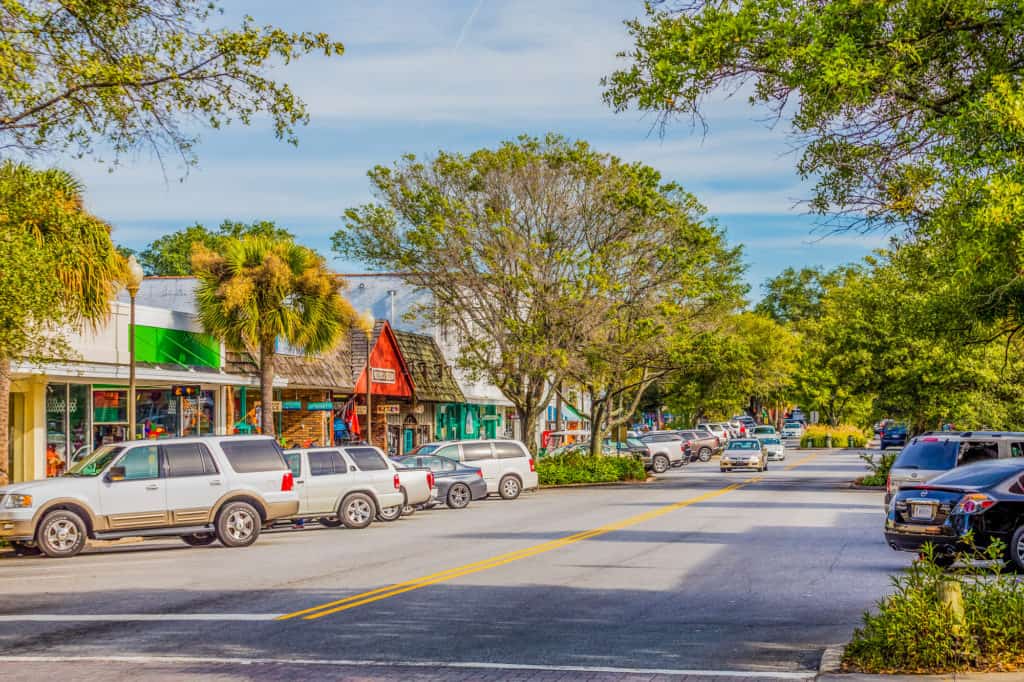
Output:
800,424,869,448
537,451,647,485
844,543,1024,673
858,451,896,487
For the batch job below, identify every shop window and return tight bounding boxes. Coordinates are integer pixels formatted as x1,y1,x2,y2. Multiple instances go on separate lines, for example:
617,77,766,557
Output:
93,390,127,423
136,389,178,439
180,390,215,437
45,383,69,475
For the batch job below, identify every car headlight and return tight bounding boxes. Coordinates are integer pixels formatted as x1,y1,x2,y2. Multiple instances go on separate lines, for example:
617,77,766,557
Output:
2,494,33,508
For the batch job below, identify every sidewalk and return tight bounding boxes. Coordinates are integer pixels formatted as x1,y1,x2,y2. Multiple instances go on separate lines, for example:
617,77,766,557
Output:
819,675,1024,681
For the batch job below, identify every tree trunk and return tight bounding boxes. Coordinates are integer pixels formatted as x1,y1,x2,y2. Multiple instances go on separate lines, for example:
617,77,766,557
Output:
589,396,605,457
259,340,276,437
516,404,542,455
0,357,9,486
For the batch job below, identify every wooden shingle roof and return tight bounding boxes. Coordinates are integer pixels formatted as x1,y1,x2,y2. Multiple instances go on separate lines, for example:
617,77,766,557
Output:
224,342,355,392
390,328,465,404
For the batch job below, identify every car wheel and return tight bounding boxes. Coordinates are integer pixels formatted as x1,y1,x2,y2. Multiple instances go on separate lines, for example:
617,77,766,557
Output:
181,533,217,547
215,501,261,548
651,455,670,474
377,505,402,522
319,516,343,528
698,447,712,462
340,493,375,529
499,475,522,500
447,483,472,509
10,541,42,556
36,509,88,558
1008,526,1024,571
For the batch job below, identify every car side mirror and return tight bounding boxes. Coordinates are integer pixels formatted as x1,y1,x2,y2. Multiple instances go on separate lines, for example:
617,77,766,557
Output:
349,465,357,473
106,465,126,482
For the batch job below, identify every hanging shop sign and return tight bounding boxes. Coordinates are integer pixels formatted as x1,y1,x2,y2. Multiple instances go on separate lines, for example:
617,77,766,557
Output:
370,367,396,384
281,400,303,411
355,406,367,415
271,401,282,412
375,403,401,415
306,401,334,411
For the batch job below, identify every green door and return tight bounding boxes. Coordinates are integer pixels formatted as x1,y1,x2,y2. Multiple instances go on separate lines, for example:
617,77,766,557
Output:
403,428,414,453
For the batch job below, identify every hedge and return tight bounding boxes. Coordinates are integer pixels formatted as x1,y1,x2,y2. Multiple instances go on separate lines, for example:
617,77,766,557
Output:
537,452,647,485
800,424,869,448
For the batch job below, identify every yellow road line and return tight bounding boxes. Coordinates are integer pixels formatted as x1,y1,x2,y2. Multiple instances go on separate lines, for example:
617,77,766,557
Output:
281,450,830,622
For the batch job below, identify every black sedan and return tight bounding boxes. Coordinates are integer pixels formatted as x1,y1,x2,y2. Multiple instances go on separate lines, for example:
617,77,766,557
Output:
392,455,488,509
885,459,1024,568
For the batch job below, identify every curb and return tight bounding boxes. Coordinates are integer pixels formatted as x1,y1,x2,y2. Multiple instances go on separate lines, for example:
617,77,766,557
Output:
819,645,844,675
540,477,656,490
848,482,885,491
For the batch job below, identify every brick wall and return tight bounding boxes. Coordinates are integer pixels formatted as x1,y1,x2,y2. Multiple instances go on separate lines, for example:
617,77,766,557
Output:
280,389,330,448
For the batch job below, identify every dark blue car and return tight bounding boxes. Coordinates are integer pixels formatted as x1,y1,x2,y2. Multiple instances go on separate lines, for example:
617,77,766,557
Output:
393,455,488,509
880,424,909,450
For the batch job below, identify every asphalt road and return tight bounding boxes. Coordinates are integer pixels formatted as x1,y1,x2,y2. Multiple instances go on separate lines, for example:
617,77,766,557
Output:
0,448,906,681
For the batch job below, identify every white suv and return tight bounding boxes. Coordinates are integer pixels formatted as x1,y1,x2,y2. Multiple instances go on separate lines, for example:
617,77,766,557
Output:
417,440,538,499
0,436,299,558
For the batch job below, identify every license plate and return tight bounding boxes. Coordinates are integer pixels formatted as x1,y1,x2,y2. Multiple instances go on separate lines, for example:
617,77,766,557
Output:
911,504,935,520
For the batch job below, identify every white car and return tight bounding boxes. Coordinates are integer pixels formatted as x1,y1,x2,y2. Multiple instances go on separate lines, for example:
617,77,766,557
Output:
0,436,299,558
282,446,413,529
699,423,730,442
781,421,804,440
761,437,786,461
414,440,538,499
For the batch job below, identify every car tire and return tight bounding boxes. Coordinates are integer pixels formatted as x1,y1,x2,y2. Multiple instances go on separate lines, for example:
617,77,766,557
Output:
10,541,42,556
181,533,217,547
499,475,522,500
447,483,472,509
1008,526,1024,571
698,447,712,462
215,501,261,548
651,455,670,474
377,505,402,522
36,509,88,558
340,493,375,529
319,516,343,528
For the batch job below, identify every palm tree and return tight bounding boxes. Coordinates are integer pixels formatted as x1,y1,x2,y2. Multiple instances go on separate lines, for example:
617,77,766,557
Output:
192,236,357,436
0,162,126,485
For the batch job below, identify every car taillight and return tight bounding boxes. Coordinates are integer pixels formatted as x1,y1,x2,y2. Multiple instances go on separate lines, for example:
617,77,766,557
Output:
393,474,401,490
954,493,996,515
476,469,483,478
427,472,435,489
529,458,536,472
281,471,294,492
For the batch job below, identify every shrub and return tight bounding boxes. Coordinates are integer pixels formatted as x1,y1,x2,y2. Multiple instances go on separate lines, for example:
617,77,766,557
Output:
844,542,1024,673
800,424,869,448
858,451,896,487
537,451,647,485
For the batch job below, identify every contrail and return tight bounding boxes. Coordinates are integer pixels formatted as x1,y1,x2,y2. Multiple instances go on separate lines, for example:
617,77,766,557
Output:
454,0,485,52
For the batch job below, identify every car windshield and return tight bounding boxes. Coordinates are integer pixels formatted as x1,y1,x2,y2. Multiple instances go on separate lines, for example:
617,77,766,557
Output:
753,427,775,434
762,438,781,445
727,441,759,450
927,462,1024,488
784,422,800,428
893,440,959,470
66,445,124,477
407,444,439,456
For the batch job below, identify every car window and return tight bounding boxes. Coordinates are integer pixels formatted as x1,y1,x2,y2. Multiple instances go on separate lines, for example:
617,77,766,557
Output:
164,443,218,477
1013,443,1024,458
463,442,494,461
753,427,775,434
761,438,781,445
434,445,460,459
346,447,389,471
410,444,439,455
929,462,1024,488
494,442,525,459
220,439,287,473
957,441,999,467
118,445,160,480
283,452,302,478
893,440,959,470
67,445,124,477
309,450,343,476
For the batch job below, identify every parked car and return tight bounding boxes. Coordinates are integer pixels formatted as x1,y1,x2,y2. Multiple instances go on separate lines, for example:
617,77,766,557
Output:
751,425,778,440
676,430,720,462
884,458,1024,569
0,436,299,558
698,423,729,443
885,432,1024,505
879,424,909,450
415,440,538,500
761,436,786,461
720,438,768,472
393,455,487,509
283,445,409,528
638,431,689,472
781,421,804,440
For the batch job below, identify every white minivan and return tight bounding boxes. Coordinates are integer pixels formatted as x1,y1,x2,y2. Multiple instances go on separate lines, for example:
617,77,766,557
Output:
283,446,406,529
413,440,538,499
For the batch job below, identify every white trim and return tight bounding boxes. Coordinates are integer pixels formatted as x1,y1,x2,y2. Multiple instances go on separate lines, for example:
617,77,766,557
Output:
11,361,282,387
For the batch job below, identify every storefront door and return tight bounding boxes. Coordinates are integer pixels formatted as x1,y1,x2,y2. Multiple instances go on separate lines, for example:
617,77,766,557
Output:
403,428,414,453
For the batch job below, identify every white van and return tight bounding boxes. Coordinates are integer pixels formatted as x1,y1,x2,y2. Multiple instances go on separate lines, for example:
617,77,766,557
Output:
412,440,538,499
283,446,406,529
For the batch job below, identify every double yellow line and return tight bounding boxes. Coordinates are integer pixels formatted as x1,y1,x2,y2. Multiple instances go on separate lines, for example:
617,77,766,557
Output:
279,479,750,621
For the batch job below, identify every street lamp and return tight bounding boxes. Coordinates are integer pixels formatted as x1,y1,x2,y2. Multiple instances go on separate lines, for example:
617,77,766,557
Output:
124,255,145,440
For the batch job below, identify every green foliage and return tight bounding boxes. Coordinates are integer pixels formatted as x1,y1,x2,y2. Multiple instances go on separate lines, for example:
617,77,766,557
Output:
845,543,1024,673
799,425,868,449
858,451,896,487
755,266,850,324
537,452,646,486
0,1,344,159
137,220,294,275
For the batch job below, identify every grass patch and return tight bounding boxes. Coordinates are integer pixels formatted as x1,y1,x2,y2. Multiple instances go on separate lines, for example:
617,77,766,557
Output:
844,542,1024,673
537,451,647,485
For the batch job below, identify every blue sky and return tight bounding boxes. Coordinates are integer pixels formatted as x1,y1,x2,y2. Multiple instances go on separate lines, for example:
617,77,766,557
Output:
64,0,885,299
